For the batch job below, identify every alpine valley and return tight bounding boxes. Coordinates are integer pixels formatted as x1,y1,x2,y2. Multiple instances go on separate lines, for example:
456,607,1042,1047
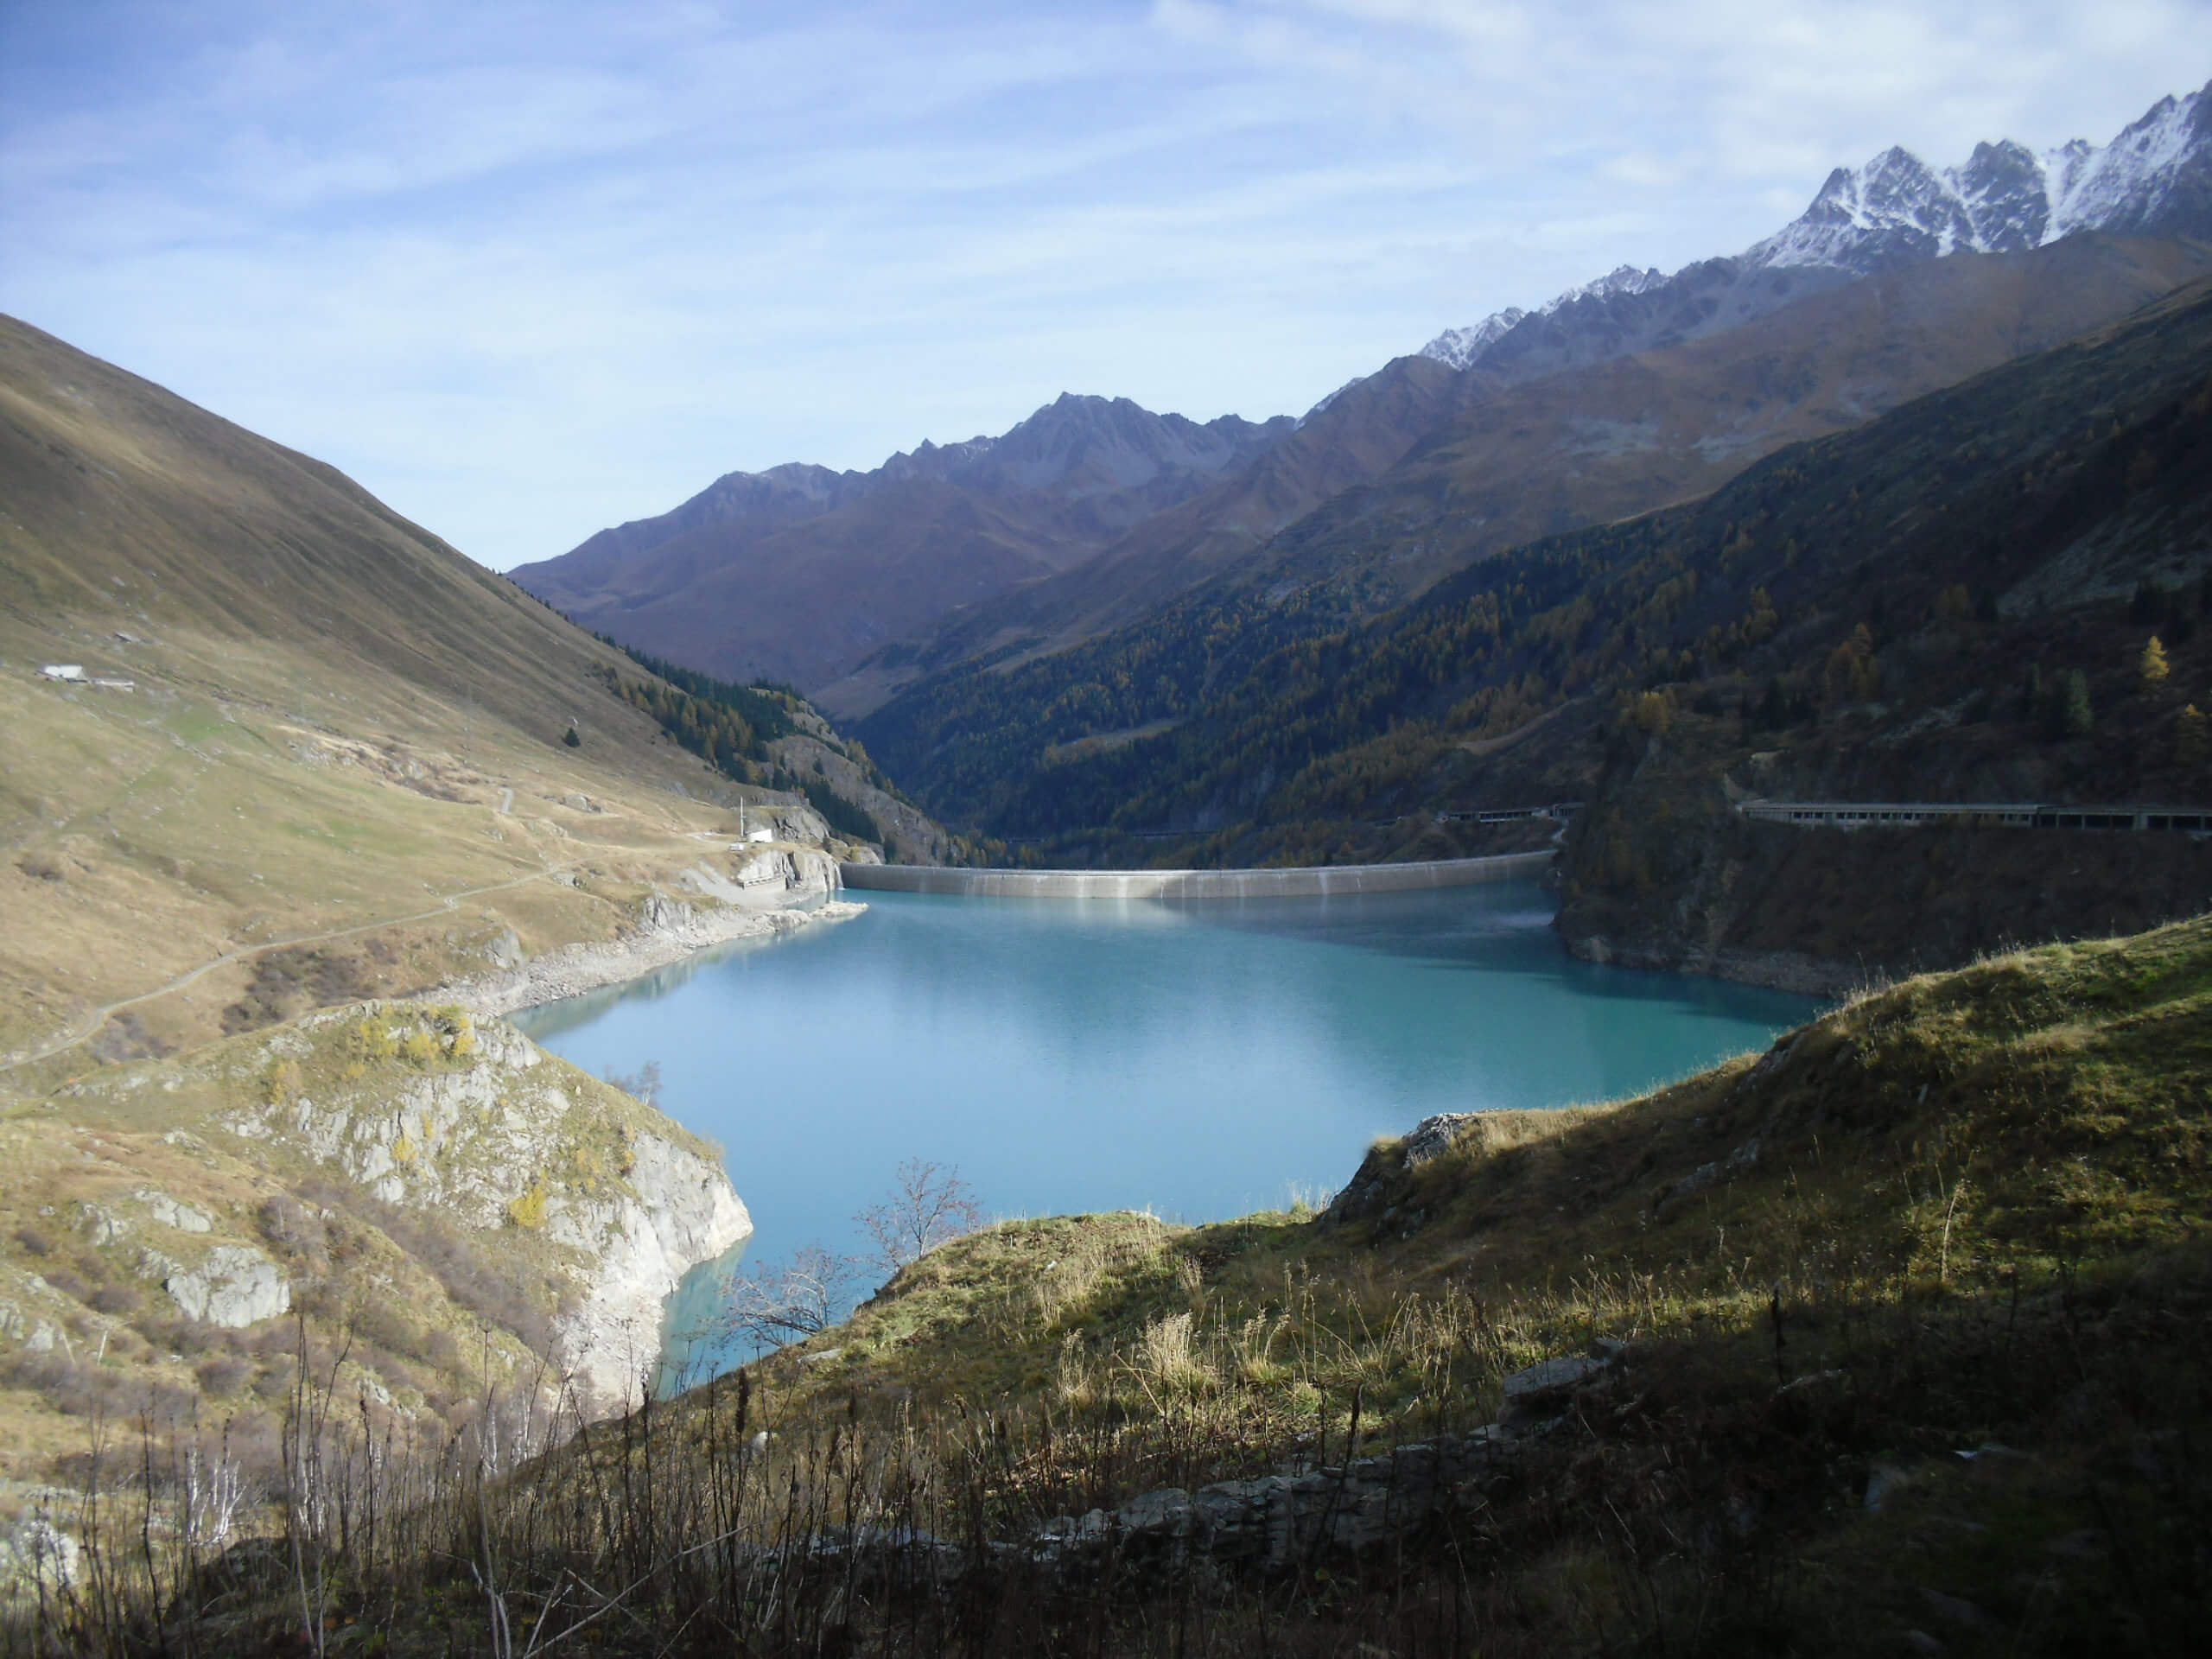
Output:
8,63,2212,1659
514,78,2212,995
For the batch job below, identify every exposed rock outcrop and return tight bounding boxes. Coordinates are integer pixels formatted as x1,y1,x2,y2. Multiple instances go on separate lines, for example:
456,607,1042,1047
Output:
800,1349,1626,1584
1023,1430,1520,1570
550,1130,751,1409
149,1243,290,1328
137,1188,213,1232
216,1007,753,1413
437,880,863,1019
1321,1111,1499,1230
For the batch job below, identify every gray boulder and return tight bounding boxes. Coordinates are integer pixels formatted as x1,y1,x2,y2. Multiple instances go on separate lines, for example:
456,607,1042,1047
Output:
162,1245,290,1328
1503,1354,1608,1400
137,1188,213,1232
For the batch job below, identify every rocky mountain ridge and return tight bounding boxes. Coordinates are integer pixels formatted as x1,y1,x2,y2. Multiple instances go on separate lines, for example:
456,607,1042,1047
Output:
539,79,2212,726
549,396,1294,586
510,396,1295,690
1422,77,2212,373
820,353,1484,715
827,83,2212,728
847,233,2212,839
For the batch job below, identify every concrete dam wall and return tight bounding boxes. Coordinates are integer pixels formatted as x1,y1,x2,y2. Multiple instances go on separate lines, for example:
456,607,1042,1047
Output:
839,850,1556,900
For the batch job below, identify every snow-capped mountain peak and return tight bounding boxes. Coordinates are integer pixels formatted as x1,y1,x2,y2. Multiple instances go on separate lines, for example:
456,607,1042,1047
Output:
1746,79,2209,273
1419,78,2211,373
1553,264,1669,306
1419,265,1667,371
2047,85,2210,238
1418,308,1527,372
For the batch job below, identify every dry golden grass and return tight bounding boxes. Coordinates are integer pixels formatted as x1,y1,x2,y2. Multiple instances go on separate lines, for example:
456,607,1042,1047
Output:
0,315,863,1084
9,916,2210,1654
0,620,755,1075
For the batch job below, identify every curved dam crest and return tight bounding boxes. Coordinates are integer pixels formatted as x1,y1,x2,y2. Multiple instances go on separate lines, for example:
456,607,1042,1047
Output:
839,850,1556,900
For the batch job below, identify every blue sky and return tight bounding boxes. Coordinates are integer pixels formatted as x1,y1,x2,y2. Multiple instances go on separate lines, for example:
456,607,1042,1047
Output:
3,1,2208,570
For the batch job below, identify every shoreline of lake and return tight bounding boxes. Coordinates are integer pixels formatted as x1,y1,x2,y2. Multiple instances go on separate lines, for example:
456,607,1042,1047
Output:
436,895,870,1020
512,880,1821,1388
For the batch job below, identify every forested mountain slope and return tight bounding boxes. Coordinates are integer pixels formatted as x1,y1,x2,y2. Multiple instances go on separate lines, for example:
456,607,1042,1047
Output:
857,272,2212,981
521,79,2212,741
844,233,2133,723
831,82,2212,717
855,250,2212,838
1229,236,2212,617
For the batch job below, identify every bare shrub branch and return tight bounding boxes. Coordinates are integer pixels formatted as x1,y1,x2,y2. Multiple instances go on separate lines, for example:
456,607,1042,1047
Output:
856,1158,982,1281
719,1244,860,1351
601,1059,662,1107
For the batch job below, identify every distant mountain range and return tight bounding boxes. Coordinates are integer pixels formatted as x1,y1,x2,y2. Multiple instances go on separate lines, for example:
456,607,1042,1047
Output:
847,242,2212,845
512,77,2212,737
511,398,1294,691
1421,77,2212,372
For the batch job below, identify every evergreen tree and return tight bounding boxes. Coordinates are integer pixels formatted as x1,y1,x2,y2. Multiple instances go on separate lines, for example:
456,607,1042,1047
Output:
1758,677,1787,730
2177,704,2208,769
2060,670,2094,739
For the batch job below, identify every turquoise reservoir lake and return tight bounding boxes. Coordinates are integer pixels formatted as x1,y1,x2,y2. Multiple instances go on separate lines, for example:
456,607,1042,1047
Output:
514,882,1818,1381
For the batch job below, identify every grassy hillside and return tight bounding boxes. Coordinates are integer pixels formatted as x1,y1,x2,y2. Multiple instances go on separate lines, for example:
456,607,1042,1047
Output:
0,315,851,1627
0,315,910,1083
34,914,2209,1653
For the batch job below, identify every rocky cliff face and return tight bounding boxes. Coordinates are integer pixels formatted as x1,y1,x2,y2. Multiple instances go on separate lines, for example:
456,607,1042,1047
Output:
0,996,759,1444
213,1007,753,1414
549,1130,750,1409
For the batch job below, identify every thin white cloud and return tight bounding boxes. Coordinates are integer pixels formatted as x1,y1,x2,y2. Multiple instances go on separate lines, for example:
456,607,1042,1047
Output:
1,0,2206,569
